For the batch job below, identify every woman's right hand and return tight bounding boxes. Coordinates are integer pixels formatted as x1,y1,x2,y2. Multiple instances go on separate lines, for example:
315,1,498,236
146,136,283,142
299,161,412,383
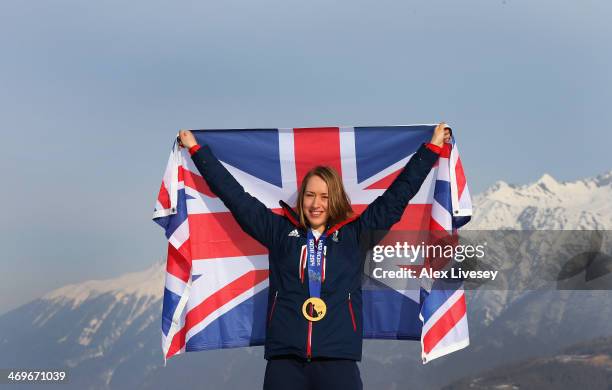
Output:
178,129,198,149
430,123,452,147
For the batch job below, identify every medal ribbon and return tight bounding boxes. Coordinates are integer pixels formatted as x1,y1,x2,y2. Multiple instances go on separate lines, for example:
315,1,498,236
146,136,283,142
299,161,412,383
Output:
306,229,326,299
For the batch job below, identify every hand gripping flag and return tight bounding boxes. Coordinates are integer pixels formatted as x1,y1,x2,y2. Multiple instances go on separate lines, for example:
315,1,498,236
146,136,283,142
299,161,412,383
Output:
153,125,472,363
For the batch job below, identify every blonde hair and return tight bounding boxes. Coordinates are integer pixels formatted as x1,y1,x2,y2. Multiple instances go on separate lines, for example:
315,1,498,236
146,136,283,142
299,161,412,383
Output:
296,166,353,229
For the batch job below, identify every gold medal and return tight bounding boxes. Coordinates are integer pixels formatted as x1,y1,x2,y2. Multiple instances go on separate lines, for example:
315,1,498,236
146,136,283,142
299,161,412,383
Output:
302,297,327,321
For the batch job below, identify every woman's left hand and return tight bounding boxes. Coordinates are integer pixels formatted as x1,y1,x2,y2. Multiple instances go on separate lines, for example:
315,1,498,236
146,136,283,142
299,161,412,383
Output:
430,123,452,147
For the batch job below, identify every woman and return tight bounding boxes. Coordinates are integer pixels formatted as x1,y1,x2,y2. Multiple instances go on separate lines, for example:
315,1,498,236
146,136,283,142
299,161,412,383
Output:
178,124,450,390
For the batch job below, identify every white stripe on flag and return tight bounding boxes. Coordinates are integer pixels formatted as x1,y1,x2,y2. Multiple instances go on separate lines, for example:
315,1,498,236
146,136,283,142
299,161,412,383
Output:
436,157,450,182
449,144,472,217
165,272,188,297
191,255,269,274
422,315,469,363
431,198,452,230
168,219,190,249
339,127,358,187
163,278,191,361
420,288,464,336
278,128,298,205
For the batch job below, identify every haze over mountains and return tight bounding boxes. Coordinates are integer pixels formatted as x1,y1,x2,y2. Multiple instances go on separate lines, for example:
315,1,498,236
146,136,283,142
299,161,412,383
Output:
1,170,610,389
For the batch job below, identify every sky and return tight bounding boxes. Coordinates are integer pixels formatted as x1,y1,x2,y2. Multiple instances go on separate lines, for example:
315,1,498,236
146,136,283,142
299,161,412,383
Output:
0,0,611,314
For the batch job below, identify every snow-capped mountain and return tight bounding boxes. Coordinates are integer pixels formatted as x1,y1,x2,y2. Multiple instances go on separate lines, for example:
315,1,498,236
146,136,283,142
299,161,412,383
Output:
465,170,612,327
0,260,266,390
1,170,610,389
0,261,164,389
38,261,164,347
43,260,164,309
469,171,611,230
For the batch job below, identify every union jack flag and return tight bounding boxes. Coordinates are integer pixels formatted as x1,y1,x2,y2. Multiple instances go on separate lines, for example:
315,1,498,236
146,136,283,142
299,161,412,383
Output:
153,125,472,364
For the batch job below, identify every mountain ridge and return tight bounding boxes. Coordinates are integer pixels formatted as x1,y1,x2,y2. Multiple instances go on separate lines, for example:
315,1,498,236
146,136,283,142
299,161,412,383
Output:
470,169,611,230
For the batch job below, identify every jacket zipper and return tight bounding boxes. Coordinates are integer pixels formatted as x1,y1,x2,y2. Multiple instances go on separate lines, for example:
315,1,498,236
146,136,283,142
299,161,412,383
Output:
306,320,313,360
348,293,357,332
268,291,278,327
306,299,314,360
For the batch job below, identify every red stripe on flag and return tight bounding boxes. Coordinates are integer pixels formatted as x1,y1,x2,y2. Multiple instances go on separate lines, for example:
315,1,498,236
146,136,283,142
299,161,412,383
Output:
455,157,467,199
185,270,269,335
364,168,402,190
158,181,171,209
166,326,186,359
167,241,191,283
182,168,217,198
422,293,467,354
429,217,447,232
293,127,342,190
189,213,268,259
393,205,432,231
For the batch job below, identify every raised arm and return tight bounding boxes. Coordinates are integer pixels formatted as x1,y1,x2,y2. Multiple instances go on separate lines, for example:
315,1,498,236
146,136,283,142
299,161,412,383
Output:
358,123,450,232
178,130,282,248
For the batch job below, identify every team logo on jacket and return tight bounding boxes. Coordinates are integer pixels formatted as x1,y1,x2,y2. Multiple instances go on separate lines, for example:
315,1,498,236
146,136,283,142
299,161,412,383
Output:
331,230,339,242
288,229,300,238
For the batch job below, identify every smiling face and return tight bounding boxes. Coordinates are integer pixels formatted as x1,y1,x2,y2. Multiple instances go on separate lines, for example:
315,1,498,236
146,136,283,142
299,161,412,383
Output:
302,175,329,233
296,166,354,234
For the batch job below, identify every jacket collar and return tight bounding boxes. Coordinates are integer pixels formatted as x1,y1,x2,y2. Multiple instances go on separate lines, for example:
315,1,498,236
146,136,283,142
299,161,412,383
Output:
326,215,359,236
279,200,300,227
279,200,359,235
